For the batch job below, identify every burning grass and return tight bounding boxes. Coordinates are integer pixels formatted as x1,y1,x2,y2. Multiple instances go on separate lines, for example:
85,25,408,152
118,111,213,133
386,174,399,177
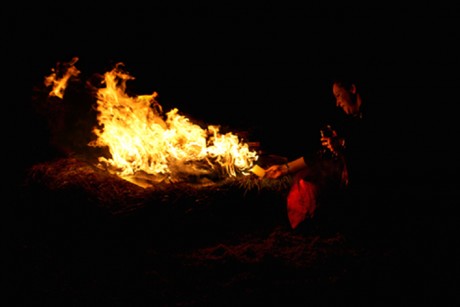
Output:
37,58,262,185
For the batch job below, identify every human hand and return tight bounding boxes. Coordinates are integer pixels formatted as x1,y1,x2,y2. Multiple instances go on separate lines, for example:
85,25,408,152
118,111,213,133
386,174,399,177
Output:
320,128,344,155
264,164,288,179
320,135,336,153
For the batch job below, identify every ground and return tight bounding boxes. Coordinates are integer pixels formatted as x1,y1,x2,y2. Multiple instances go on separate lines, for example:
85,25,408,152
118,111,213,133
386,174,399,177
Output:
9,156,440,306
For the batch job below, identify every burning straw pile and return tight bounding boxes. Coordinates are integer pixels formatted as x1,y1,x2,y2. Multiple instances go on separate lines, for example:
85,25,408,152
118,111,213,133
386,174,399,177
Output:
35,58,268,185
26,57,292,224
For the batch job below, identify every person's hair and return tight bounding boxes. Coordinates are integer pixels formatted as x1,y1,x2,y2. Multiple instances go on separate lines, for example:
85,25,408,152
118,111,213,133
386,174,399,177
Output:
332,76,355,91
328,60,364,91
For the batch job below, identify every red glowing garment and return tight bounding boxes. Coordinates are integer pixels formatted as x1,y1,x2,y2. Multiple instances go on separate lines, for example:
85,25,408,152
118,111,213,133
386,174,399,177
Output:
287,178,318,229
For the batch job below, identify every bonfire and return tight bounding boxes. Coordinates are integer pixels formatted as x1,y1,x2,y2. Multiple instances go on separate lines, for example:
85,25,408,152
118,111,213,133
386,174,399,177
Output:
28,57,291,216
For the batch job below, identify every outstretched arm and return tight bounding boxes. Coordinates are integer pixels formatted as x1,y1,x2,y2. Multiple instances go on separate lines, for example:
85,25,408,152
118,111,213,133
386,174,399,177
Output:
264,157,307,179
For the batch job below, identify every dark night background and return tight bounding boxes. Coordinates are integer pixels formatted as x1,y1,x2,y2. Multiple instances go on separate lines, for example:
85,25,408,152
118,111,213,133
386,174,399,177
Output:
5,3,460,306
6,4,459,167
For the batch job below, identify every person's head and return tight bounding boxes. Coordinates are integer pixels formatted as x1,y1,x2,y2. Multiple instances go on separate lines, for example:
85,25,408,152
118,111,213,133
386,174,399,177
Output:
332,78,362,116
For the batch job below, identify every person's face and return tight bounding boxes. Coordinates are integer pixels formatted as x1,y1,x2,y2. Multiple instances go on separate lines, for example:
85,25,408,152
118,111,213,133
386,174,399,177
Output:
332,83,356,115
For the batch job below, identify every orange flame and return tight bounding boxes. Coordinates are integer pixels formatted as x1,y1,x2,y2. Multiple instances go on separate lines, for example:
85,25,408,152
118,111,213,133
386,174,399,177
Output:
44,57,80,99
80,63,259,186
